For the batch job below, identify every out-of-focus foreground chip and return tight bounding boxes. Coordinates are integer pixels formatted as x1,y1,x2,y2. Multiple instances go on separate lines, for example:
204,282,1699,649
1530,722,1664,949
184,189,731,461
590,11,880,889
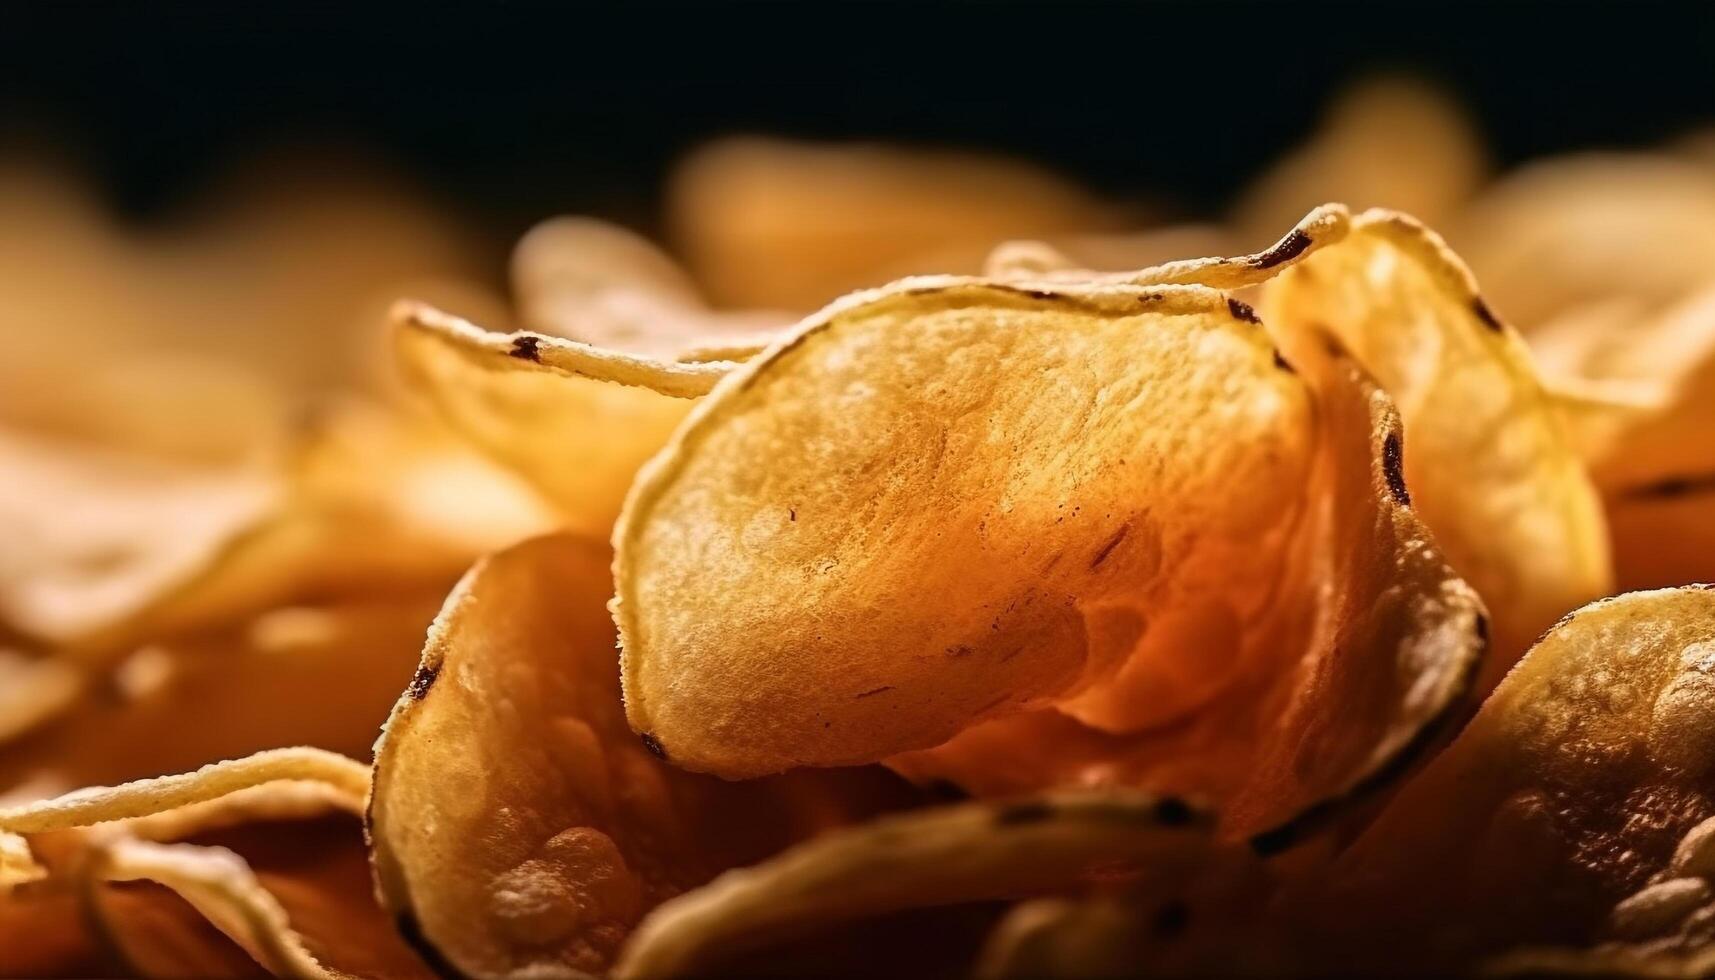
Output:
369,533,923,978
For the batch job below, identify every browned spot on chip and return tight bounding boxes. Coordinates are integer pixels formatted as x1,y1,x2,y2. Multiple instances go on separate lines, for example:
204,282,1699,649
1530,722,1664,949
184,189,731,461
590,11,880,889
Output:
1251,228,1312,269
639,731,669,760
855,686,894,699
507,335,543,361
405,661,440,701
1627,472,1715,500
1382,432,1410,506
1471,296,1504,333
1226,297,1260,324
1089,523,1131,569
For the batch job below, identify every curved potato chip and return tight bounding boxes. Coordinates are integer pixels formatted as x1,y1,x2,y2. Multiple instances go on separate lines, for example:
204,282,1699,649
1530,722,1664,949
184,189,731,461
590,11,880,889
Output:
618,274,1482,842
668,137,1117,308
0,429,280,643
618,280,1314,774
0,748,369,837
393,301,737,529
1293,588,1715,973
612,792,1213,979
1,595,439,798
369,533,920,978
887,337,1485,845
1232,76,1485,246
1452,153,1715,331
986,204,1351,291
1265,208,1612,686
513,216,788,360
2,402,547,653
91,812,431,980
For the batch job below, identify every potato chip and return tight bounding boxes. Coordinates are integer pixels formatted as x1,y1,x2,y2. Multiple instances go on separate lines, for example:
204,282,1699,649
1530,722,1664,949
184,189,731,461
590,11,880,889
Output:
393,301,738,530
1,595,438,797
513,216,789,360
617,273,1482,842
613,791,1214,979
0,749,369,837
1265,208,1612,686
369,533,920,978
668,137,1117,308
0,429,280,644
1533,284,1715,491
90,813,432,980
988,204,1351,291
1291,587,1715,973
888,333,1485,845
1232,76,1486,246
1451,153,1715,331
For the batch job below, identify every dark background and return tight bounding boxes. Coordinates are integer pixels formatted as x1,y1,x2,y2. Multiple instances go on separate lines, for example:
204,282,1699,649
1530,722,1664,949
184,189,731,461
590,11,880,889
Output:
4,1,1712,238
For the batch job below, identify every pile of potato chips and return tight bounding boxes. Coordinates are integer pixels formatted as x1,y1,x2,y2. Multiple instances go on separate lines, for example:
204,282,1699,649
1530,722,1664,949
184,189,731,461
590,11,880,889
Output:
7,77,1715,978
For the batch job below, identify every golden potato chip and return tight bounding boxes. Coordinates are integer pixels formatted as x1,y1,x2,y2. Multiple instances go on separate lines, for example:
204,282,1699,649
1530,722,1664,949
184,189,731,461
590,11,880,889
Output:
983,225,1239,283
369,533,921,978
988,203,1351,291
617,273,1482,843
1451,153,1715,331
1291,587,1715,973
393,301,737,530
513,216,788,360
90,812,432,980
1,595,438,797
1265,208,1612,686
1232,76,1485,246
613,792,1214,979
0,748,369,837
618,280,1313,773
0,429,279,644
668,137,1117,308
887,334,1485,845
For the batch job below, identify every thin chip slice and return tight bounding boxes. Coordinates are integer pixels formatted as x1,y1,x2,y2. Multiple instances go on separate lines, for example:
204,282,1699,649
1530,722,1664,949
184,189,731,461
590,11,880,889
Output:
617,276,1482,843
0,748,369,838
1265,208,1612,687
369,533,921,979
1290,587,1715,974
985,204,1351,291
90,812,433,980
512,216,789,360
611,792,1214,979
393,301,737,529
